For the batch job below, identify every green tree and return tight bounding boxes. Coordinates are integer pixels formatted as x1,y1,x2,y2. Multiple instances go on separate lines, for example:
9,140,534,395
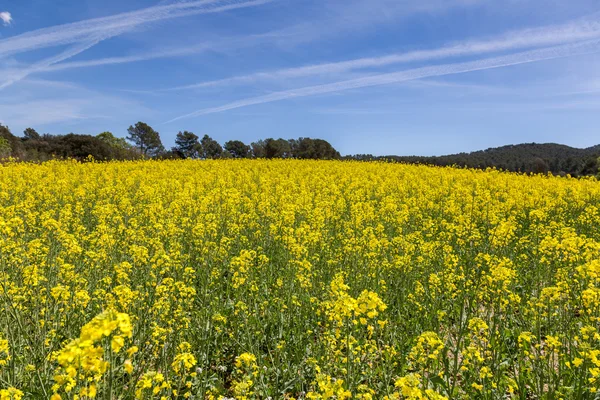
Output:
0,136,11,158
23,127,40,140
224,140,250,158
200,135,223,159
251,140,266,158
97,132,130,149
264,138,291,159
530,157,549,174
49,133,117,160
174,131,200,158
292,137,340,159
0,124,22,158
126,122,164,157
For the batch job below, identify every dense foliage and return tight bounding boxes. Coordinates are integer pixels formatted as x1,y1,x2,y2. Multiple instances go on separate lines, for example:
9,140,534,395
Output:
349,143,600,177
1,159,600,399
0,124,140,161
0,123,340,162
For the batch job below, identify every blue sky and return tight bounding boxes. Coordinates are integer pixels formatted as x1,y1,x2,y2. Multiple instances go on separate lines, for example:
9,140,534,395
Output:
0,0,599,156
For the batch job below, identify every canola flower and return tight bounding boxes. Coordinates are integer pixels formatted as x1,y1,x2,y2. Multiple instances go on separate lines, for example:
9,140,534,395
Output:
0,159,599,398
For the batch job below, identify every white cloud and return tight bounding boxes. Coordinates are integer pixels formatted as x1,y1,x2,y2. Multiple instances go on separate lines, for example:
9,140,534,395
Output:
165,39,600,122
0,11,12,26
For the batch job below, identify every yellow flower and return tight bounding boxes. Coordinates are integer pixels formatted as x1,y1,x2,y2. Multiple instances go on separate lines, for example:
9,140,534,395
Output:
0,388,23,400
172,352,197,375
235,353,257,370
124,359,134,374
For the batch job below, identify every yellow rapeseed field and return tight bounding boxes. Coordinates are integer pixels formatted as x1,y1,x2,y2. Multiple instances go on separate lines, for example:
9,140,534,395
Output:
1,159,600,399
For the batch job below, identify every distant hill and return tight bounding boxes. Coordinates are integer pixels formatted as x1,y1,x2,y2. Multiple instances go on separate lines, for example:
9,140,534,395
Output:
347,143,600,176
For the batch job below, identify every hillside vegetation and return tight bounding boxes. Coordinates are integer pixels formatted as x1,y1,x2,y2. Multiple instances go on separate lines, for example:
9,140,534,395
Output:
350,143,600,176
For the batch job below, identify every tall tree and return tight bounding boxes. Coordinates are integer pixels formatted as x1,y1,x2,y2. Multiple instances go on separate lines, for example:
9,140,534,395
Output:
23,127,40,140
174,131,200,158
251,140,266,158
126,122,164,157
200,134,223,159
224,140,250,158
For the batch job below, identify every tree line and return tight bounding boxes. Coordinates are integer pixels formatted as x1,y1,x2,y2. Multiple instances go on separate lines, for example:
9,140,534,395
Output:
1,121,598,177
0,121,340,161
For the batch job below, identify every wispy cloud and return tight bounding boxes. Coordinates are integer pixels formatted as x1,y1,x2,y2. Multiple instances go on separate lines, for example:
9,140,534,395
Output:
41,33,260,72
0,0,277,89
0,0,276,58
0,80,153,129
32,0,596,79
17,13,600,87
149,14,600,92
42,42,216,71
263,0,488,48
17,78,81,89
165,39,600,122
310,107,400,116
26,0,485,73
0,12,11,26
23,0,536,77
0,36,106,91
0,100,87,127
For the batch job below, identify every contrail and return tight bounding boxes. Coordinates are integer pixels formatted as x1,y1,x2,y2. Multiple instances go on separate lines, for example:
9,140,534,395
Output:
41,34,255,72
0,20,146,90
0,0,276,58
42,43,216,72
0,37,107,90
24,12,600,76
164,39,600,123
156,15,600,91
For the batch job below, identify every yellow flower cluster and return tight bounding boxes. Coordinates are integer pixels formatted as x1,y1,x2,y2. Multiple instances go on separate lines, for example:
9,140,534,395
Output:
51,309,133,399
324,273,387,326
0,335,9,368
386,373,447,400
408,332,445,369
306,373,352,400
135,371,172,399
0,388,23,400
231,353,258,400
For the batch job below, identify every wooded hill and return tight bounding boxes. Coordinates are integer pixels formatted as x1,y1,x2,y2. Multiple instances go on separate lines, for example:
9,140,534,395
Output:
347,143,600,177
